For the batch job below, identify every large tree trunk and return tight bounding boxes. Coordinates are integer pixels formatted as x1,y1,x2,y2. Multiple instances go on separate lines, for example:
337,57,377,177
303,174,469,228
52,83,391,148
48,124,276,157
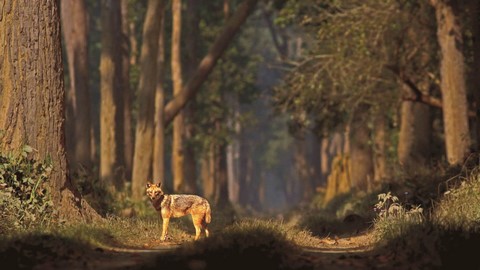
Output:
163,0,258,125
131,0,164,200
430,0,470,165
0,0,99,221
183,0,201,194
153,4,166,184
171,0,186,193
471,1,480,150
61,0,92,176
100,0,123,192
349,106,374,191
398,85,432,171
121,0,134,181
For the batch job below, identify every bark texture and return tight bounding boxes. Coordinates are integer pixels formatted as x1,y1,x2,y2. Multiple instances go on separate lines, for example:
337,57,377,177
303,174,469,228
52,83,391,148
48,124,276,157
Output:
131,0,164,200
61,0,92,174
100,0,123,191
0,0,99,221
431,0,470,164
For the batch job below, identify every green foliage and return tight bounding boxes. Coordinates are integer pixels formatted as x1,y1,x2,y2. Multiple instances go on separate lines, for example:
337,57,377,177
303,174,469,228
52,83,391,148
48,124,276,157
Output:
0,146,54,233
274,0,437,137
373,192,424,241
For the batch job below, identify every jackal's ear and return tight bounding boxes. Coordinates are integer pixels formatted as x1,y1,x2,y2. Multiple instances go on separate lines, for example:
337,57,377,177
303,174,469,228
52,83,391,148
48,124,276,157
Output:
156,182,162,188
146,183,151,188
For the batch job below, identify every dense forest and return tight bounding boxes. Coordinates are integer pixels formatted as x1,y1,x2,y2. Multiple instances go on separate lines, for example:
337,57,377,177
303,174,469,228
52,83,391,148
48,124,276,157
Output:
1,0,480,269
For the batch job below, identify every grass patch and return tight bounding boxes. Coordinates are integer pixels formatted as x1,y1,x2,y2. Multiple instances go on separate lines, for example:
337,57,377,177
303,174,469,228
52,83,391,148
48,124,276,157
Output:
144,219,314,270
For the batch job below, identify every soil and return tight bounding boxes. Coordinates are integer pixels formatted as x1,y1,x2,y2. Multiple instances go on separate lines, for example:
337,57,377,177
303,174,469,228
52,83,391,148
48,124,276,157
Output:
23,232,424,270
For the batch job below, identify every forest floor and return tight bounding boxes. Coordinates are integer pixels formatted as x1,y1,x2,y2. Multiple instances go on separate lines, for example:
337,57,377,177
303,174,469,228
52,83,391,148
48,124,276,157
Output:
24,230,430,270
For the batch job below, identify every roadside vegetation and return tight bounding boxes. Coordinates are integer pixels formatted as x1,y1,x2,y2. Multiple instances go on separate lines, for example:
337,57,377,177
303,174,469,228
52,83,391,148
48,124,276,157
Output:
1,148,480,269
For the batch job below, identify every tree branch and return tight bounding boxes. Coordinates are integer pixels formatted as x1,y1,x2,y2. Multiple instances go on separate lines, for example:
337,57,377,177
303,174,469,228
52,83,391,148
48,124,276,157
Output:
163,0,258,126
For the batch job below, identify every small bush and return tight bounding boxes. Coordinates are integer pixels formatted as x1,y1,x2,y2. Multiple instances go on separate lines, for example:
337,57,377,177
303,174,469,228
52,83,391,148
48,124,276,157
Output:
373,192,424,242
0,146,54,233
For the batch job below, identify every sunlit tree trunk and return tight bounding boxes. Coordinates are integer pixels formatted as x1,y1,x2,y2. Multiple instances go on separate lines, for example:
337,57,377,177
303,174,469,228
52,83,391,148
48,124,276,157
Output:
131,0,164,200
0,0,99,220
430,0,470,164
153,5,166,184
171,0,186,193
120,0,133,181
100,0,123,191
61,0,92,176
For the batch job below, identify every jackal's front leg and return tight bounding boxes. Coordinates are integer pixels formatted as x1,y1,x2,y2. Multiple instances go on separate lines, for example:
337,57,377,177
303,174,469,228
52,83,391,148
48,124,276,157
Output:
161,217,170,241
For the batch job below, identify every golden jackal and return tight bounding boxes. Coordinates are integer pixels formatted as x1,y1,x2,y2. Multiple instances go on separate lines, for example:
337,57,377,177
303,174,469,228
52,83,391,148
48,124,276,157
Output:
146,182,211,241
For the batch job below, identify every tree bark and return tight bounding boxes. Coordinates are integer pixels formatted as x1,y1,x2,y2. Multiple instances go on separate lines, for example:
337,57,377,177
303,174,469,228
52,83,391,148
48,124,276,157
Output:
171,0,186,193
398,85,432,171
373,112,389,182
0,0,99,221
131,0,164,200
294,135,313,203
163,0,258,125
120,0,134,181
61,0,92,176
349,105,374,191
100,0,123,192
430,0,470,164
183,0,201,194
153,5,166,184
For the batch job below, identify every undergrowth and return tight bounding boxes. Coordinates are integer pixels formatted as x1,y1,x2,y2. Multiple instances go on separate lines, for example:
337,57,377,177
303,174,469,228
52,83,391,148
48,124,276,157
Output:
0,145,55,233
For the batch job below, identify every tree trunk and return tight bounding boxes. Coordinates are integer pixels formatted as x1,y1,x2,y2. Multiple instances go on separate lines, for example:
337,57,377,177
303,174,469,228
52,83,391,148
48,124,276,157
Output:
100,0,123,192
373,112,389,182
153,5,166,184
398,85,432,171
430,0,470,164
171,0,186,193
61,0,92,176
131,0,164,200
349,106,374,191
293,136,313,203
120,0,134,181
0,0,99,221
201,146,216,200
470,1,480,150
183,0,201,194
163,0,258,125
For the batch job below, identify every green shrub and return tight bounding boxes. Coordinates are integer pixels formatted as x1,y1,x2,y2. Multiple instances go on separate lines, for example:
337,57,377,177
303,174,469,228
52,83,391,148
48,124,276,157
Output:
0,146,54,233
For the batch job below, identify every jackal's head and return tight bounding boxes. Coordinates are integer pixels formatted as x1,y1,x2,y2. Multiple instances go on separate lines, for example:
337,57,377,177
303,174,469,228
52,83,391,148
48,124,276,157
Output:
146,182,164,201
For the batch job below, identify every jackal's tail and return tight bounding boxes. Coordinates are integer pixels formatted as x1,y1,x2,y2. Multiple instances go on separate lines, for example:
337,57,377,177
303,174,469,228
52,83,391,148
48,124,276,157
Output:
205,202,211,224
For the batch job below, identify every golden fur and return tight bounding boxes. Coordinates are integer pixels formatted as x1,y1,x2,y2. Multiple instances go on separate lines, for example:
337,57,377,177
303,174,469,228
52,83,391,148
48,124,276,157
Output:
146,182,211,241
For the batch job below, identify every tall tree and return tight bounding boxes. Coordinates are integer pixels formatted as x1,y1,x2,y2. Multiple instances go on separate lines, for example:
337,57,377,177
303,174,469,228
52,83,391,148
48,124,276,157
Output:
430,0,470,164
163,0,259,125
0,0,98,220
349,105,374,191
183,0,202,194
171,0,186,193
131,0,164,200
121,0,134,181
398,85,432,171
61,0,93,175
153,3,167,184
100,0,124,191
